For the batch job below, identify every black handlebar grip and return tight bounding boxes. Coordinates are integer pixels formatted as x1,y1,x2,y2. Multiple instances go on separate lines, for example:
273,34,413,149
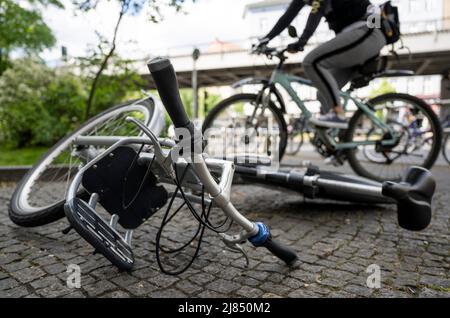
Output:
263,237,297,265
147,57,191,128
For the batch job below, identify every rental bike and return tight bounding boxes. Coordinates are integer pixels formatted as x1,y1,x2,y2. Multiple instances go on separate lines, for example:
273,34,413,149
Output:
203,44,442,182
9,58,436,273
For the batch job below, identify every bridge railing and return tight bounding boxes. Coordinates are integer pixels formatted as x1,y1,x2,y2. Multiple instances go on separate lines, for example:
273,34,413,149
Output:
158,17,450,58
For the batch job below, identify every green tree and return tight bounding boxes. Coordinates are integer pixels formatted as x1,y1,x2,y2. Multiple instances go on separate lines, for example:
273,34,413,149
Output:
72,0,195,119
369,79,396,98
77,54,146,115
369,79,397,120
0,58,86,148
0,0,63,74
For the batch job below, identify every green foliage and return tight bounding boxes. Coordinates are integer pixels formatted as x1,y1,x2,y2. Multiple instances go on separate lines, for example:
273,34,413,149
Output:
0,0,198,151
202,90,221,116
0,57,146,149
156,88,221,135
369,79,396,98
78,55,146,115
369,79,397,121
179,88,222,118
0,0,63,74
0,58,86,148
180,89,193,118
72,0,196,119
0,146,48,166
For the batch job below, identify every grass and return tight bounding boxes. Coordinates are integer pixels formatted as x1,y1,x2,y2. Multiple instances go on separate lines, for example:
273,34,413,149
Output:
0,147,49,166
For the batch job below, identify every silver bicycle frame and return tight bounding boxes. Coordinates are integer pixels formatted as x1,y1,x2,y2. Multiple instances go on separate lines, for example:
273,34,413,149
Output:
68,134,258,243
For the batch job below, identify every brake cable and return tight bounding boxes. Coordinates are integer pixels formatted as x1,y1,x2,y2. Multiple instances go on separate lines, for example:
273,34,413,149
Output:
155,163,233,275
173,164,232,233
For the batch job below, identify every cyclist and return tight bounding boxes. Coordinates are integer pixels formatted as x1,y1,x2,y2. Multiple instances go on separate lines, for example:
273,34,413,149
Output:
257,0,386,129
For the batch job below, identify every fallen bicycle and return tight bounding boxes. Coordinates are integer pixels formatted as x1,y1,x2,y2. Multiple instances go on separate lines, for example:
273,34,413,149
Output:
9,58,436,274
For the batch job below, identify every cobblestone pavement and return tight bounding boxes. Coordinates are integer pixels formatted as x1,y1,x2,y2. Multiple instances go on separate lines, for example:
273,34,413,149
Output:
0,160,449,298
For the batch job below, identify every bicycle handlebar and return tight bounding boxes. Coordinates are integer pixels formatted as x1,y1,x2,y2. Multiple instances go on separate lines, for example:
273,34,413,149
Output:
147,56,298,266
249,222,297,265
251,43,303,60
147,57,191,129
251,44,287,59
262,237,298,265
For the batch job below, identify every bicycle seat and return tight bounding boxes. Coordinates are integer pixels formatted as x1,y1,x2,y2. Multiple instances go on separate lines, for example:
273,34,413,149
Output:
350,56,414,89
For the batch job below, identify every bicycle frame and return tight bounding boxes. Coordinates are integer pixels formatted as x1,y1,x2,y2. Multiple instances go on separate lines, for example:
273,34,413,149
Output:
267,68,398,150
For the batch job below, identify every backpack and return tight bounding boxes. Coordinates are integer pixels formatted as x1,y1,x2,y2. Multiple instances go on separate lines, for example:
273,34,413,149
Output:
380,1,401,44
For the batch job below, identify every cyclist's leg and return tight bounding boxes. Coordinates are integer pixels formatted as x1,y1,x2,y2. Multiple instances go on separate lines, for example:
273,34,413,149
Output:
303,26,386,128
316,67,356,114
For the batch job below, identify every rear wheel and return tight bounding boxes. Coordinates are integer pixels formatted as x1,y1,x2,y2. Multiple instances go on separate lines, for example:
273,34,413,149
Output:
9,99,157,227
443,133,450,165
202,93,288,162
345,93,442,182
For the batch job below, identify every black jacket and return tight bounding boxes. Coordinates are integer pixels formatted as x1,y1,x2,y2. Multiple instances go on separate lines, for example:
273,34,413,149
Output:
265,0,371,46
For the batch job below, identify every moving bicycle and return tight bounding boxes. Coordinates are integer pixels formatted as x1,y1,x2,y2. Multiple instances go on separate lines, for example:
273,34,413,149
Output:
203,0,442,181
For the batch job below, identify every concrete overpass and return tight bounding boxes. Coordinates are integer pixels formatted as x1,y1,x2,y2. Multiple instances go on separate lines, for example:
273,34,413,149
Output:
139,25,450,89
136,20,450,118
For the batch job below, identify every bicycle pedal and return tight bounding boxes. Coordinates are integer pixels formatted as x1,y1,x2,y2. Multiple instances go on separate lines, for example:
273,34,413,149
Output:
64,198,134,271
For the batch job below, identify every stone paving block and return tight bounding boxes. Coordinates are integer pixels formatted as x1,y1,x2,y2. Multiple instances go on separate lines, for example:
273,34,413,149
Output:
84,280,117,297
0,286,29,298
175,280,204,296
0,164,449,298
11,267,46,284
206,279,240,294
0,278,19,291
236,285,264,298
36,282,73,298
125,281,158,297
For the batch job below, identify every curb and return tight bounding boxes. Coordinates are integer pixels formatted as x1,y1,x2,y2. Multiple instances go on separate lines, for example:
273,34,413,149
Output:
0,166,31,182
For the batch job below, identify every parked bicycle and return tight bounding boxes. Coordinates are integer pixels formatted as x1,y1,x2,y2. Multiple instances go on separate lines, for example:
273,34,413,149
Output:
203,42,442,182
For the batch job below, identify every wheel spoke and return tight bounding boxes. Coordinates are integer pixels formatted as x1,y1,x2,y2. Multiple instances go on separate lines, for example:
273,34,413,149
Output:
349,95,438,181
17,103,151,213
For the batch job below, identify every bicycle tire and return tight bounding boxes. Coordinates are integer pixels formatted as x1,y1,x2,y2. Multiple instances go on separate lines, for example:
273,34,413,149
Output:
9,99,156,227
202,93,288,160
345,93,442,182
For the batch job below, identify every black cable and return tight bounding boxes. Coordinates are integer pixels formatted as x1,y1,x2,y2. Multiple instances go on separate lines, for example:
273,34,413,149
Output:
173,165,231,233
155,165,213,275
159,201,202,254
155,162,236,275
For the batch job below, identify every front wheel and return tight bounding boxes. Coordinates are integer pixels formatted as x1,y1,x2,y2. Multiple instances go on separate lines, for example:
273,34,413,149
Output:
345,93,442,182
9,98,159,227
202,93,288,162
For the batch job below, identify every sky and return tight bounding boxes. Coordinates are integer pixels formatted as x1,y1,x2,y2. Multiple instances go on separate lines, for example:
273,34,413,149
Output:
41,0,257,62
